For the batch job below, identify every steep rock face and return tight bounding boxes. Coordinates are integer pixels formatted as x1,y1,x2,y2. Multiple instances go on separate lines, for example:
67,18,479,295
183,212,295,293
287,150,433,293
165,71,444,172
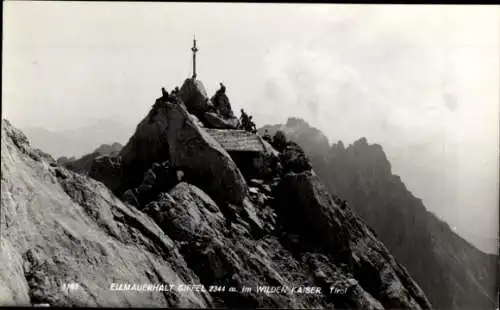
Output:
260,117,498,310
276,171,431,310
164,103,248,206
327,142,497,310
0,120,211,307
119,104,170,190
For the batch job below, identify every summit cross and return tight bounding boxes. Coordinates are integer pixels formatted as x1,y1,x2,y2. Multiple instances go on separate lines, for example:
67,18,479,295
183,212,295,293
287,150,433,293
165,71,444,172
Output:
191,35,199,79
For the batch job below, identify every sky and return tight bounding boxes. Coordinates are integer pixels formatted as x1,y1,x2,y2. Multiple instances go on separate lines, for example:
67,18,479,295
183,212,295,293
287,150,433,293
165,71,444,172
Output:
3,2,499,253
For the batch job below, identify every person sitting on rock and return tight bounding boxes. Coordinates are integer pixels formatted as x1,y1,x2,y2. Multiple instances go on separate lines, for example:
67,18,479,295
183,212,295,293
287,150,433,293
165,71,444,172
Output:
248,116,257,134
240,109,250,130
161,87,169,100
219,82,226,94
169,88,183,105
168,87,177,103
240,109,258,133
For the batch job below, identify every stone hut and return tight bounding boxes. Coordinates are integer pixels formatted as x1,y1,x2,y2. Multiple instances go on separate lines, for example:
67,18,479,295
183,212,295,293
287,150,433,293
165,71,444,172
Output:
205,128,278,180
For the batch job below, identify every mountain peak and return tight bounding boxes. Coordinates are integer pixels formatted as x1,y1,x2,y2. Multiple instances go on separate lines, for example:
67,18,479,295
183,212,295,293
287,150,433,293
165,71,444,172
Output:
1,82,435,308
286,117,310,128
353,136,368,146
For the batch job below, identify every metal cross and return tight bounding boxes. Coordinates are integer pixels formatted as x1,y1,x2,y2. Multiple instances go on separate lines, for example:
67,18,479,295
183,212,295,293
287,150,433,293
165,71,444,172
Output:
191,34,199,79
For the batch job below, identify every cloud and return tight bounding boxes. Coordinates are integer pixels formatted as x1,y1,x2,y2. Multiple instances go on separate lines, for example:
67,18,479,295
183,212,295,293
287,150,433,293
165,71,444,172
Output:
443,92,458,112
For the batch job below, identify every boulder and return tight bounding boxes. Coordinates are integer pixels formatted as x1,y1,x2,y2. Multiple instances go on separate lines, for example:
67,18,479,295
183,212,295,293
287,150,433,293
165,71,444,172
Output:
164,103,248,205
211,91,235,118
178,78,212,116
143,182,224,243
203,112,240,129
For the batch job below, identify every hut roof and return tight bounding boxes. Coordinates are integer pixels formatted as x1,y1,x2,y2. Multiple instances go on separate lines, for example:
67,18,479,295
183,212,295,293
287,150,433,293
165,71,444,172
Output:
205,128,268,153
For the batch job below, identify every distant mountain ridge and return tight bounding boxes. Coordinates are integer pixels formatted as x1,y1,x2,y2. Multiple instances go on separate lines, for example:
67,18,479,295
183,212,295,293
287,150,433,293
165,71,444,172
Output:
57,142,123,174
260,117,498,310
22,118,133,158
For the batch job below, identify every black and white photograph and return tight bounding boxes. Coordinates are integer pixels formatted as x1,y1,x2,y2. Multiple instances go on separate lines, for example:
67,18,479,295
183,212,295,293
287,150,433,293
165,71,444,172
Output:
1,2,499,309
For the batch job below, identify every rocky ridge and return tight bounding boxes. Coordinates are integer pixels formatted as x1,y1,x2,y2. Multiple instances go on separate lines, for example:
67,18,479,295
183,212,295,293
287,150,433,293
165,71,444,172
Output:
260,117,498,310
1,79,433,308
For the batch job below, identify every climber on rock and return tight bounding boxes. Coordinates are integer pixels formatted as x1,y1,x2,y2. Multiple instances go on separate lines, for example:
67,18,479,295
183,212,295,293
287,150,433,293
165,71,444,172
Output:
169,88,183,105
248,116,257,134
240,109,250,130
161,87,169,100
241,111,257,133
219,82,226,94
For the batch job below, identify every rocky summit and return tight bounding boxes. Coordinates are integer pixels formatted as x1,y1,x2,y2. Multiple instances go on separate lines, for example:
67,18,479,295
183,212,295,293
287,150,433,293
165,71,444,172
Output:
1,79,433,309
